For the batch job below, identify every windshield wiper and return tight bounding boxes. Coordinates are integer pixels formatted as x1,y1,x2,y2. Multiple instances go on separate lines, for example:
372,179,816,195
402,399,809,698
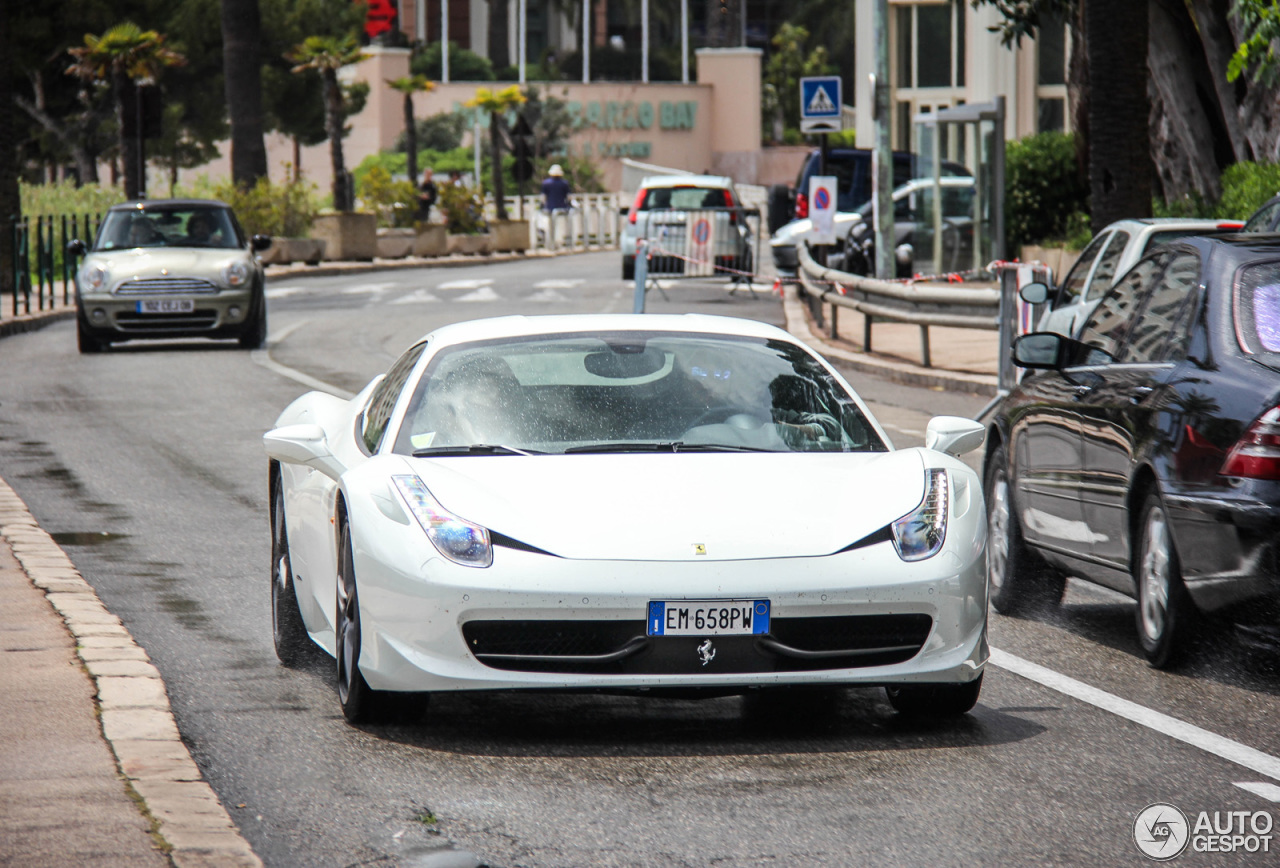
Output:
562,442,778,454
413,444,541,457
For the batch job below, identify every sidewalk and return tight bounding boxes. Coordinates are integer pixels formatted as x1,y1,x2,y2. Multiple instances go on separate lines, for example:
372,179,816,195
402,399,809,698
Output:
0,253,998,868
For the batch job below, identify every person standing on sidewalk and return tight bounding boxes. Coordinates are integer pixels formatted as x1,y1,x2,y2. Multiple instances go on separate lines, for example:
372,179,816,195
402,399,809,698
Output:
417,168,438,222
541,164,573,248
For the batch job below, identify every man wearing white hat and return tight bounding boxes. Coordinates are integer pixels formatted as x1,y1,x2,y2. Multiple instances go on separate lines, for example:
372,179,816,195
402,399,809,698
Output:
541,164,573,248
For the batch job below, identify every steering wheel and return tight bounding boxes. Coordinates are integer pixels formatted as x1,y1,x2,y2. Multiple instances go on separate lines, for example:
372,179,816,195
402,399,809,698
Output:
688,406,766,429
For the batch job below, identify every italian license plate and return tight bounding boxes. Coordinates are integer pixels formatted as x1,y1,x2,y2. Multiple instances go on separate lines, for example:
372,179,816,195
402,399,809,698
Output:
647,600,770,636
136,299,194,314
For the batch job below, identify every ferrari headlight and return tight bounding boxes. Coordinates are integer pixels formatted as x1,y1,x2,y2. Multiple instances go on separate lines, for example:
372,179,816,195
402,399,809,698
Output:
891,469,948,562
392,475,492,568
81,262,108,292
222,259,251,287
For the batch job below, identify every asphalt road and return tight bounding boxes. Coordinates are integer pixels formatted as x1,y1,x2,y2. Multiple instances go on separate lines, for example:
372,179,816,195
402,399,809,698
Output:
1,251,1278,867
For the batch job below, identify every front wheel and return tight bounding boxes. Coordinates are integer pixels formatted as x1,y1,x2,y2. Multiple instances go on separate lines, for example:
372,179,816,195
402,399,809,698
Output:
77,317,105,354
985,446,1064,614
1135,492,1196,669
239,293,267,349
886,673,983,717
335,521,391,723
271,479,310,666
622,256,635,280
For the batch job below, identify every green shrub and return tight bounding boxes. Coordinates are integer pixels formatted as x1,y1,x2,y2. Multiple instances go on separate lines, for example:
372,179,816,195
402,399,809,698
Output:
1005,131,1088,252
20,181,125,218
1215,161,1280,220
437,183,487,234
357,165,418,228
175,176,322,238
411,41,495,81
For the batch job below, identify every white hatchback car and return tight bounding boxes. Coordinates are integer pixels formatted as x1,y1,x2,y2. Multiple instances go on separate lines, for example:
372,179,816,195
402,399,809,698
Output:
621,175,752,279
1034,217,1243,337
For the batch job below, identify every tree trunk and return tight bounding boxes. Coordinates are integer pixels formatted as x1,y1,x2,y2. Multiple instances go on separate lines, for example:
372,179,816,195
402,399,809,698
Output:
1068,3,1089,190
1190,0,1253,163
221,0,269,187
1085,0,1152,229
488,0,510,70
116,72,141,199
293,137,302,181
0,0,19,301
324,69,349,211
404,93,418,186
490,114,507,221
1148,0,1227,204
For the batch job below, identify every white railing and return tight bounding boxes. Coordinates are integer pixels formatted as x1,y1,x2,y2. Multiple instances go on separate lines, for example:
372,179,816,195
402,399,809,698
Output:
485,193,623,252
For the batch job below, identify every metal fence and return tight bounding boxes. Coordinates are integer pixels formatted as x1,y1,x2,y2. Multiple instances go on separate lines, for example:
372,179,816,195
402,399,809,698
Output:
631,206,761,281
6,213,100,317
495,193,622,252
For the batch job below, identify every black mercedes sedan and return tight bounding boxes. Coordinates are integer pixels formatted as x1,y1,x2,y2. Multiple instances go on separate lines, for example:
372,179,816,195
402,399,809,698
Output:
984,234,1280,668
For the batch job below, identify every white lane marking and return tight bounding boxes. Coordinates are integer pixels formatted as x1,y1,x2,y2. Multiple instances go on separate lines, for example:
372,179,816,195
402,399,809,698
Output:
265,285,304,299
1235,782,1280,802
389,289,440,305
526,288,567,302
533,279,583,289
990,648,1280,781
456,286,501,302
251,319,355,399
342,282,397,296
437,278,494,290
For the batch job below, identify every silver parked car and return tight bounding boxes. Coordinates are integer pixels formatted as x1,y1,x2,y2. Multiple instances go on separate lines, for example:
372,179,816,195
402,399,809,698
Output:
69,199,272,353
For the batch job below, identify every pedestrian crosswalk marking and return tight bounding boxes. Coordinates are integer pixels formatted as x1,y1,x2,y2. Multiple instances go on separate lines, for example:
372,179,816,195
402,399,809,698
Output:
526,288,568,302
532,279,583,290
342,282,396,295
389,289,441,304
456,286,501,302
437,278,494,290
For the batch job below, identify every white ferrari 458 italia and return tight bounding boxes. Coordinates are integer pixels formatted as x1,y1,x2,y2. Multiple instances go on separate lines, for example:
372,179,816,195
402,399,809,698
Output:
264,314,989,723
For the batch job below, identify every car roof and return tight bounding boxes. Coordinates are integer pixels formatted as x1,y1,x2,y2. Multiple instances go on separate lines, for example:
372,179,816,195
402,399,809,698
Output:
638,175,734,190
1101,217,1244,232
419,314,795,351
108,199,232,211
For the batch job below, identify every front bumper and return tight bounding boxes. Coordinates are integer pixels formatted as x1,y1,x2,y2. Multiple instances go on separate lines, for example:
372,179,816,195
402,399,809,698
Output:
77,284,257,342
348,515,989,694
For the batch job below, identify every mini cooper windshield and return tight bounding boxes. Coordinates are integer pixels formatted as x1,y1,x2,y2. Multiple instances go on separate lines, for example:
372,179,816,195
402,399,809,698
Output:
95,207,242,251
394,333,888,455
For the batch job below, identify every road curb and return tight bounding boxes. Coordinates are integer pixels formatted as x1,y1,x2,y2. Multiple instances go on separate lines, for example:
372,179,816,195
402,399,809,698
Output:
0,478,262,868
780,285,999,396
0,306,76,338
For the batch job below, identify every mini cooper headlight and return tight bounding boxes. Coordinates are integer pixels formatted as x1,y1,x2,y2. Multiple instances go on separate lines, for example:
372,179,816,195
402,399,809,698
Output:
81,262,108,292
222,259,251,287
393,475,492,567
891,469,948,562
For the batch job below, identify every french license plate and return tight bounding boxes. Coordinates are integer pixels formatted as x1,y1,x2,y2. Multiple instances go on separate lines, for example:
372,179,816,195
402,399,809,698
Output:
136,299,194,314
647,600,770,636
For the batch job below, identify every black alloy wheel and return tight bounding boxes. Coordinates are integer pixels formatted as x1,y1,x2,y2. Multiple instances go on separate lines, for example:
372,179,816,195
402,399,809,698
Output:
1134,491,1196,669
239,291,268,349
885,673,983,716
271,479,310,666
985,445,1065,614
335,521,391,723
77,317,105,354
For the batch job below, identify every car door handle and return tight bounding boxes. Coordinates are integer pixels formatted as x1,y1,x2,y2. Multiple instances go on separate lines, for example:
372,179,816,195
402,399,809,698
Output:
1129,386,1155,405
1072,385,1093,400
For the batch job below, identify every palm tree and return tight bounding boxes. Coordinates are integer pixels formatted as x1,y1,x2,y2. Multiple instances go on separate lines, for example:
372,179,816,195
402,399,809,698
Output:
221,0,269,187
66,22,185,199
287,34,366,211
467,85,526,222
385,74,436,187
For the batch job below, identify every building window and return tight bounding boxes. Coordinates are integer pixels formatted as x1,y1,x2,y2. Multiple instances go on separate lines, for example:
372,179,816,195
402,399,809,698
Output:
891,2,967,149
1036,12,1069,132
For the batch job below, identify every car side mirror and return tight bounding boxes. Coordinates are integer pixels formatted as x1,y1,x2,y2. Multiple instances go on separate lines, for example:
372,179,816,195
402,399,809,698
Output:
66,239,86,257
252,234,273,251
1012,332,1084,369
925,416,985,457
895,243,913,266
263,423,345,481
1019,281,1050,305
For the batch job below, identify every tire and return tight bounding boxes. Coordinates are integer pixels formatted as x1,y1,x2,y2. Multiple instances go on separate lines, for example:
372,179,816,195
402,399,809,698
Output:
622,256,635,281
767,183,793,234
271,478,310,667
77,317,105,354
886,673,983,717
239,292,267,349
1134,492,1196,669
335,521,390,723
985,445,1064,614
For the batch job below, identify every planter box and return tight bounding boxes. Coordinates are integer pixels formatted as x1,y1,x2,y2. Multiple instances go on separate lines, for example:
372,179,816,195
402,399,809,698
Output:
490,219,530,252
312,212,377,261
376,228,415,259
259,237,326,265
447,233,492,255
412,224,448,257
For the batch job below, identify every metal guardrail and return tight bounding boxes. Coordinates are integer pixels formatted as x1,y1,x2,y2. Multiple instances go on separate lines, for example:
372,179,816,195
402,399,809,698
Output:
796,241,999,368
6,213,99,317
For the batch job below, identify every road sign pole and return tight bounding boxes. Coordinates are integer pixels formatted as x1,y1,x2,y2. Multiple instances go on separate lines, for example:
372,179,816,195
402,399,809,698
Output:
873,0,894,280
633,239,649,314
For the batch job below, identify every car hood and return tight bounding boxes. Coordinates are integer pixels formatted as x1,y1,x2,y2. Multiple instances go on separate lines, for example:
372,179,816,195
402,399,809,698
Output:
87,247,249,280
397,450,926,561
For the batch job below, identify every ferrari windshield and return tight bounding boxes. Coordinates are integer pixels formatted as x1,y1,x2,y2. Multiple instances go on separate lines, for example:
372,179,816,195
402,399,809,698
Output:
96,207,241,251
394,332,888,455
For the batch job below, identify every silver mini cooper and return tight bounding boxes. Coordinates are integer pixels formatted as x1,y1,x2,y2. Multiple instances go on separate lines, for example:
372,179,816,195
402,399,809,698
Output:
69,199,272,353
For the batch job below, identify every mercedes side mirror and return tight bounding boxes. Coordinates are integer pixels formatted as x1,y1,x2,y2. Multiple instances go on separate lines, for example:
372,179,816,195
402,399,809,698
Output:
1019,281,1050,305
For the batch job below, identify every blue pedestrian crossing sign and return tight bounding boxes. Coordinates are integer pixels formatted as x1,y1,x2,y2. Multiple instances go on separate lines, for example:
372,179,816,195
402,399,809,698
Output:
800,76,842,133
